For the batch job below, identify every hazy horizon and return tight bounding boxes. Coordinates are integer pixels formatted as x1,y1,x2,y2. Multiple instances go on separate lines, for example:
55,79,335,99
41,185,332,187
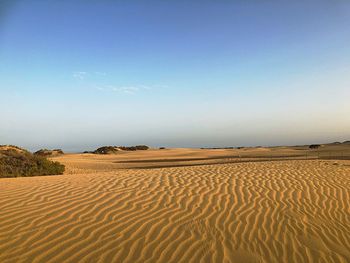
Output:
1,1,349,152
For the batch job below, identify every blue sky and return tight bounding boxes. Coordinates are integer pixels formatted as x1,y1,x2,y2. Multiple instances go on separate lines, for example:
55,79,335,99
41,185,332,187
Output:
0,1,349,151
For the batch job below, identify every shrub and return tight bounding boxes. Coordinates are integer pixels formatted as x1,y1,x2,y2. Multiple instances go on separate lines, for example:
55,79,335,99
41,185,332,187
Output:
0,146,65,178
34,149,64,157
93,146,120,154
93,145,149,154
134,145,149,150
309,144,321,149
119,145,149,151
53,149,64,154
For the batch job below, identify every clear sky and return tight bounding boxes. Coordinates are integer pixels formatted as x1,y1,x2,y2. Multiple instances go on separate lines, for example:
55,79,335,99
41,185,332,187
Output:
0,1,349,152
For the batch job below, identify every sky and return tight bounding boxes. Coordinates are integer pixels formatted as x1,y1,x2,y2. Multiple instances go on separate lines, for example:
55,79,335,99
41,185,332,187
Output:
0,0,349,152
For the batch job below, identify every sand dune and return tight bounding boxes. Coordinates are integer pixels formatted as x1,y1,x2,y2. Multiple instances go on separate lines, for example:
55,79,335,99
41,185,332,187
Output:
1,158,350,262
51,144,350,171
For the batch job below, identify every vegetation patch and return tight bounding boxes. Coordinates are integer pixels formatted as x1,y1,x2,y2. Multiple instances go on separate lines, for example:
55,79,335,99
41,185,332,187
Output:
119,145,149,151
93,145,149,154
93,146,120,154
34,149,64,157
0,146,65,178
309,144,321,149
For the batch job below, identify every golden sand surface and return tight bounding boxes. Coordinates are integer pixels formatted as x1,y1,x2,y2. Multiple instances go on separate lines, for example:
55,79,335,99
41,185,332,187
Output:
1,148,350,262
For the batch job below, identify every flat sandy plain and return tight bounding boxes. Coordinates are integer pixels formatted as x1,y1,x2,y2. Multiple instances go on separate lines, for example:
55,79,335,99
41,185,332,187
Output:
1,145,350,262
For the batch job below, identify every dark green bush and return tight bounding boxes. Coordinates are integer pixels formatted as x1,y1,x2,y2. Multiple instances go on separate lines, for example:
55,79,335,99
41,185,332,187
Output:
134,145,149,150
309,144,321,149
34,148,64,157
0,146,65,178
93,145,149,154
119,145,149,151
93,146,120,154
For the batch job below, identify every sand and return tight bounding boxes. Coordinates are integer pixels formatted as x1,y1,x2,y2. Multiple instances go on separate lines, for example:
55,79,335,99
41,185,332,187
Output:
49,144,350,172
1,148,350,262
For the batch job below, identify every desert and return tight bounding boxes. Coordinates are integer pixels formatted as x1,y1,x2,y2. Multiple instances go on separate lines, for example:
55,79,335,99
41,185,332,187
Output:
1,143,350,262
2,1,350,262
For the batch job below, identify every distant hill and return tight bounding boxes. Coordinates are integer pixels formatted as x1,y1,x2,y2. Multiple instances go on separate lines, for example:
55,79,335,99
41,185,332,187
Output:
0,145,65,178
93,145,149,154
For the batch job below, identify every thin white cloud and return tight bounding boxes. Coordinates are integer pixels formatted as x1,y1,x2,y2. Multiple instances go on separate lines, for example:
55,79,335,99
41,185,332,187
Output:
95,85,154,94
95,86,105,91
156,84,169,89
139,85,152,90
112,86,139,94
73,71,87,80
94,71,107,76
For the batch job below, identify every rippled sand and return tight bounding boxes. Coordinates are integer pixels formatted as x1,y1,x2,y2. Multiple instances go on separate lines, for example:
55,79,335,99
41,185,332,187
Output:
1,160,350,262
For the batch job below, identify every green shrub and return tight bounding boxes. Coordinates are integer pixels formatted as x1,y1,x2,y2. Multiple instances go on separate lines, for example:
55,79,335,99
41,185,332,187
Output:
309,144,321,149
119,145,149,151
93,145,149,154
93,146,120,154
34,148,64,157
0,146,65,178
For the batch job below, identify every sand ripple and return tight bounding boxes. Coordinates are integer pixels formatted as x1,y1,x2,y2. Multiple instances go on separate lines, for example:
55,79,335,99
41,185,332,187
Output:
0,160,349,262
